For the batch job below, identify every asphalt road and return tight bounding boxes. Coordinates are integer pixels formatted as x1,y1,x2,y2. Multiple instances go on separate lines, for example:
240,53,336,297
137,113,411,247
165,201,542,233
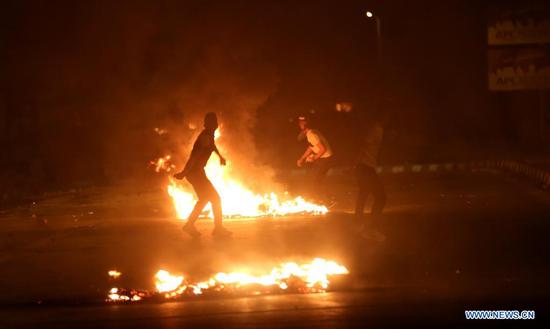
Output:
2,289,545,328
0,170,549,327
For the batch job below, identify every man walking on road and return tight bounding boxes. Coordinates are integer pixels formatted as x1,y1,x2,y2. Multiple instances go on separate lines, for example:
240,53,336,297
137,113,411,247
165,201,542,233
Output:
174,112,232,238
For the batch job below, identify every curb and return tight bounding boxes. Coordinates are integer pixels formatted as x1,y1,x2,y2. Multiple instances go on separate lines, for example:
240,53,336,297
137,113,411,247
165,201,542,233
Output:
321,160,550,190
494,160,550,190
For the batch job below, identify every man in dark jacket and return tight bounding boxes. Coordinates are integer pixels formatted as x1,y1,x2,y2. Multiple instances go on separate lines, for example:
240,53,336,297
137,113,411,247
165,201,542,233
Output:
355,112,390,242
174,112,232,238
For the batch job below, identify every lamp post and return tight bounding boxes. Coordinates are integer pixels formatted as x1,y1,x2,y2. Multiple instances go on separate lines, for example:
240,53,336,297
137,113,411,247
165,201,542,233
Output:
366,11,382,62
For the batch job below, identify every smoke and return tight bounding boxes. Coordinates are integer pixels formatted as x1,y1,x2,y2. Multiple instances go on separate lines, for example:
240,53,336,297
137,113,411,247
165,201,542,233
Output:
0,0,288,196
91,1,283,191
164,42,282,193
3,0,514,197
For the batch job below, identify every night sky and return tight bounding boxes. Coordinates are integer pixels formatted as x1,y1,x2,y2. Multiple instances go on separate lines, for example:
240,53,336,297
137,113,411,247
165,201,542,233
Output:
0,0,545,193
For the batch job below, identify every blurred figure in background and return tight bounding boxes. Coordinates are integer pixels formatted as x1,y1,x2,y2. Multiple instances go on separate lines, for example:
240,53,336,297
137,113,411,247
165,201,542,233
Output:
296,116,334,202
355,111,389,241
174,112,232,238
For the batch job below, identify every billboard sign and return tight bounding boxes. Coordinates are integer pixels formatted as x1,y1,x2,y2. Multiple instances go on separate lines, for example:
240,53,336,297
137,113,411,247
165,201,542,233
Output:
488,19,550,45
488,47,550,91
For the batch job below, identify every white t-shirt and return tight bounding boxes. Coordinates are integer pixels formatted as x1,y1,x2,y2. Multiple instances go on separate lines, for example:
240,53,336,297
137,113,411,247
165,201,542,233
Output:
306,129,333,159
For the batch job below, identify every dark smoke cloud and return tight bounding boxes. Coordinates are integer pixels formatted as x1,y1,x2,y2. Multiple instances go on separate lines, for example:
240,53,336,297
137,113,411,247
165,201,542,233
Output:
2,0,539,200
1,1,282,192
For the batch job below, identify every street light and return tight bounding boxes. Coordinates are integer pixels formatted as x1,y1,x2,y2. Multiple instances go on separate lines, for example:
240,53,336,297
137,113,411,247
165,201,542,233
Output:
365,10,382,61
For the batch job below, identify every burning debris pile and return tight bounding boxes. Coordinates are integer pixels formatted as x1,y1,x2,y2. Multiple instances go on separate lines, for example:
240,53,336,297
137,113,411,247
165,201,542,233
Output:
152,128,328,219
107,258,349,303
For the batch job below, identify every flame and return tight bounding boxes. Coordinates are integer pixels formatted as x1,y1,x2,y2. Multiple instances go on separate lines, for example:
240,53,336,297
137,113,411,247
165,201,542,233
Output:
108,270,122,279
107,287,125,301
107,287,146,302
155,270,184,293
167,128,328,219
150,155,176,173
107,258,348,302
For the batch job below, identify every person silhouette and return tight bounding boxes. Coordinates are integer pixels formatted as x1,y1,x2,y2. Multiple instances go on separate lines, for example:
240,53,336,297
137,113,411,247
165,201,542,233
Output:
174,112,232,238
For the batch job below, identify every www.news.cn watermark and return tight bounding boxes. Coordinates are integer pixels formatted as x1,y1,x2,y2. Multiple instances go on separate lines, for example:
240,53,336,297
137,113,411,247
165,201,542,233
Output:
465,310,535,320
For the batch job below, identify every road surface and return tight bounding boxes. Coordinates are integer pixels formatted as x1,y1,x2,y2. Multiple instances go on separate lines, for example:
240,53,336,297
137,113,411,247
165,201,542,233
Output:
0,170,548,327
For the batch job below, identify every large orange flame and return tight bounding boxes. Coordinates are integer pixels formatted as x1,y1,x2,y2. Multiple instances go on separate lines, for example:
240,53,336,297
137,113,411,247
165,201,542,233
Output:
166,128,328,219
107,258,349,302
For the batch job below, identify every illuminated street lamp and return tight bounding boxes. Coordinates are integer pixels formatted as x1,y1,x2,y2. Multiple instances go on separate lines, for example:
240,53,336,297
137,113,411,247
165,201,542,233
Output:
365,10,382,61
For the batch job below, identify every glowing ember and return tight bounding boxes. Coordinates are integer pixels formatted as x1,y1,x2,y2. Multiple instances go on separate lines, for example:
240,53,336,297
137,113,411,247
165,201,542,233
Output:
107,287,148,302
107,258,348,303
150,155,176,173
154,127,168,135
108,270,122,279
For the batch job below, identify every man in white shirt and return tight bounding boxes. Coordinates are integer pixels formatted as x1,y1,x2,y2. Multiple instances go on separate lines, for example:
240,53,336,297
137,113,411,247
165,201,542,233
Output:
296,116,333,200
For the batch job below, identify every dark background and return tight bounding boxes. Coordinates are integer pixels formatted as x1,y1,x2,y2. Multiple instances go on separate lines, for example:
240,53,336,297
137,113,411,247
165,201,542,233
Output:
1,0,548,200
